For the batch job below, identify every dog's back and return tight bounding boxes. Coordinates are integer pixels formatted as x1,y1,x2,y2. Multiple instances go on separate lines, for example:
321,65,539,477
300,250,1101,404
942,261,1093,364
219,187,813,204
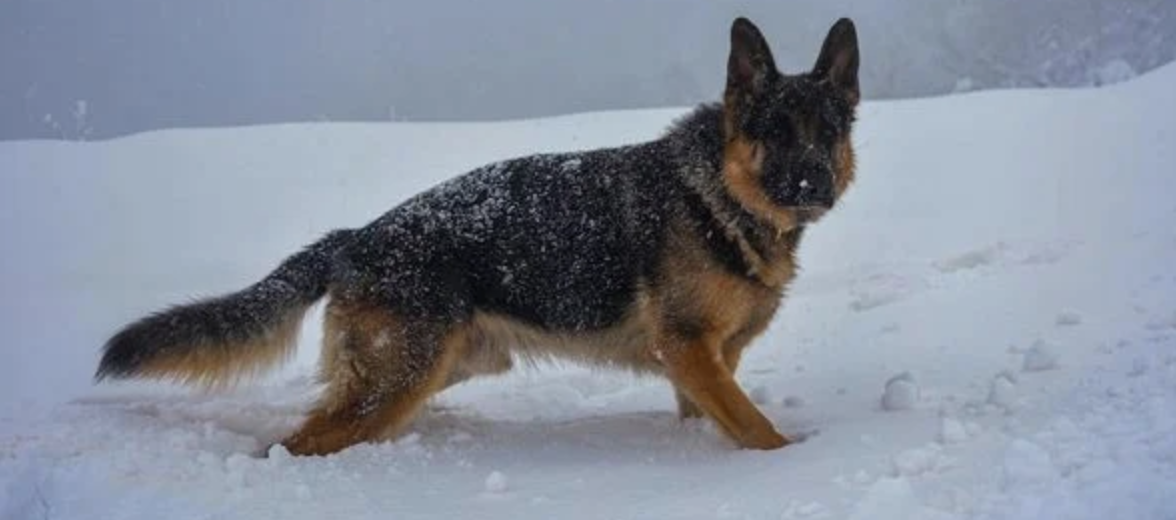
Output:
336,141,676,331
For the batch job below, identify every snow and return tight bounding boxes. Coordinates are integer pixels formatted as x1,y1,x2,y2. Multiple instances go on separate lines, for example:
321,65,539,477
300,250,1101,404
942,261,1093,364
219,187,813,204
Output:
483,470,509,494
881,373,921,412
987,373,1019,409
937,418,968,445
891,444,948,477
2,64,1176,519
1020,341,1061,372
783,395,807,409
1094,59,1138,86
749,385,773,406
1054,311,1083,327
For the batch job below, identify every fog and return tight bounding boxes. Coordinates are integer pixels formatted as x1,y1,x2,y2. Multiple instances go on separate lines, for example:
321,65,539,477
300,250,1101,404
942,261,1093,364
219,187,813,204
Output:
2,0,1172,140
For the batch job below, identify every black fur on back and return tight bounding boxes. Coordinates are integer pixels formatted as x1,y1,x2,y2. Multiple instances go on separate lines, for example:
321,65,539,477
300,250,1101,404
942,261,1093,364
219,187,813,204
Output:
327,104,779,333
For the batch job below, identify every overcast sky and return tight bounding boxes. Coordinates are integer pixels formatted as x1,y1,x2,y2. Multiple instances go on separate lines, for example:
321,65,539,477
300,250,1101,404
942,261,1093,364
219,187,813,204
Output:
2,0,1172,140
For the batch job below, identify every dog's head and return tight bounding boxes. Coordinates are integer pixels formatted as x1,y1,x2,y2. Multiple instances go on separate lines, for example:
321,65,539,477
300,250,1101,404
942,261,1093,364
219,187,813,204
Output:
721,17,859,228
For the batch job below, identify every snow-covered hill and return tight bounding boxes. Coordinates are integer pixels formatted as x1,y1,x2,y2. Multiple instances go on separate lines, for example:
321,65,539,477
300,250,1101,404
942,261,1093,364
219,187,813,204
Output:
1,65,1174,519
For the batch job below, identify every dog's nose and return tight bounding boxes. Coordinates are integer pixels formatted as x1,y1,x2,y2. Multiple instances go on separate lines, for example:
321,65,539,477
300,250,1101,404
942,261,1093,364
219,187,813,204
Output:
795,162,835,208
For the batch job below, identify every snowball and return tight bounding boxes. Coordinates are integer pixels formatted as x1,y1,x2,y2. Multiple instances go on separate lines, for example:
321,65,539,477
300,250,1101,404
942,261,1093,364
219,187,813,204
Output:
1054,311,1082,326
1002,439,1055,489
484,471,509,493
965,421,983,436
988,373,1018,408
1128,357,1149,377
266,443,292,463
1094,59,1136,86
398,432,422,446
881,372,919,411
892,444,945,476
1022,340,1060,372
938,417,968,444
848,478,922,520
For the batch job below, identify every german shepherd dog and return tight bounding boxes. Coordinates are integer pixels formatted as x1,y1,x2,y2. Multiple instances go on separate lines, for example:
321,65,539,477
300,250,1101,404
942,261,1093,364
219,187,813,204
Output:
97,17,860,456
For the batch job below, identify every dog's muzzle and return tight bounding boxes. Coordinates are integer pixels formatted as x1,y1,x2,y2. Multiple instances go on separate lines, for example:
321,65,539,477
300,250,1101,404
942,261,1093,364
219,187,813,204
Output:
792,159,835,209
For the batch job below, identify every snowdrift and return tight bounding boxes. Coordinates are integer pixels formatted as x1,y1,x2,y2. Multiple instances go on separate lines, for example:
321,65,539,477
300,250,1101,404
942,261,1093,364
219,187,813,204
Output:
1,64,1175,519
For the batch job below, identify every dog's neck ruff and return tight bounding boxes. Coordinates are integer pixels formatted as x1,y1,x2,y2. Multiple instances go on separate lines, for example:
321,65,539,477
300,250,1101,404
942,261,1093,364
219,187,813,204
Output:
663,104,801,289
694,172,800,288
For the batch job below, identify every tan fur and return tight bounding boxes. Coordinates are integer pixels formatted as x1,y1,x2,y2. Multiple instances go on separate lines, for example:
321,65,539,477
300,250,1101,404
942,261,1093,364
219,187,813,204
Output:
281,291,658,455
675,329,753,419
469,297,658,374
313,300,403,413
281,302,466,456
659,334,788,449
444,331,515,390
656,219,788,424
663,229,783,337
135,308,307,389
656,228,784,443
833,137,856,198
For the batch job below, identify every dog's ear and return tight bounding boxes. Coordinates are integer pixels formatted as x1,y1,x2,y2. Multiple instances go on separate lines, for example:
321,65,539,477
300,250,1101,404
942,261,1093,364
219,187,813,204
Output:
813,18,860,104
726,17,777,100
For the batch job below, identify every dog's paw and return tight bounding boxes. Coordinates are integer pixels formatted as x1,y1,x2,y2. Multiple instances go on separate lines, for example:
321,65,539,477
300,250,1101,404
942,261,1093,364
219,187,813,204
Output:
742,429,791,450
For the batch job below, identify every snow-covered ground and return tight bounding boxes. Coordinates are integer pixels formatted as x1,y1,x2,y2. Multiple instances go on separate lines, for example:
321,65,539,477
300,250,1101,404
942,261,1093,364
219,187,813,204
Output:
1,64,1175,519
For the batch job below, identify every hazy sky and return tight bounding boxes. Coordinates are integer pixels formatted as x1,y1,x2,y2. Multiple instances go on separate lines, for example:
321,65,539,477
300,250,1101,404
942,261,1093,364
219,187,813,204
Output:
2,0,1172,140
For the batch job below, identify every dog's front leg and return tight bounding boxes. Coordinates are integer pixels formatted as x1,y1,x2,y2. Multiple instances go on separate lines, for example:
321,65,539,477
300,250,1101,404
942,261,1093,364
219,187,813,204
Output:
661,340,789,450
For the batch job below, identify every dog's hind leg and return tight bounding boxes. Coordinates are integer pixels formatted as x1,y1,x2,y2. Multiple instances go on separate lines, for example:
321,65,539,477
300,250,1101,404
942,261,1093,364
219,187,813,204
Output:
278,301,465,456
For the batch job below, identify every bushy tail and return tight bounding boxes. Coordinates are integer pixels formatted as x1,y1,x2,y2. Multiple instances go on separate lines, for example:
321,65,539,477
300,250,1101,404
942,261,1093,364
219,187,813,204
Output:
96,229,354,388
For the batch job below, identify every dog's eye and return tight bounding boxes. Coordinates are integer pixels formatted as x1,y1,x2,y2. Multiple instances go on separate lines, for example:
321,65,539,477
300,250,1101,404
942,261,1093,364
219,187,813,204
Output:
817,109,844,142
